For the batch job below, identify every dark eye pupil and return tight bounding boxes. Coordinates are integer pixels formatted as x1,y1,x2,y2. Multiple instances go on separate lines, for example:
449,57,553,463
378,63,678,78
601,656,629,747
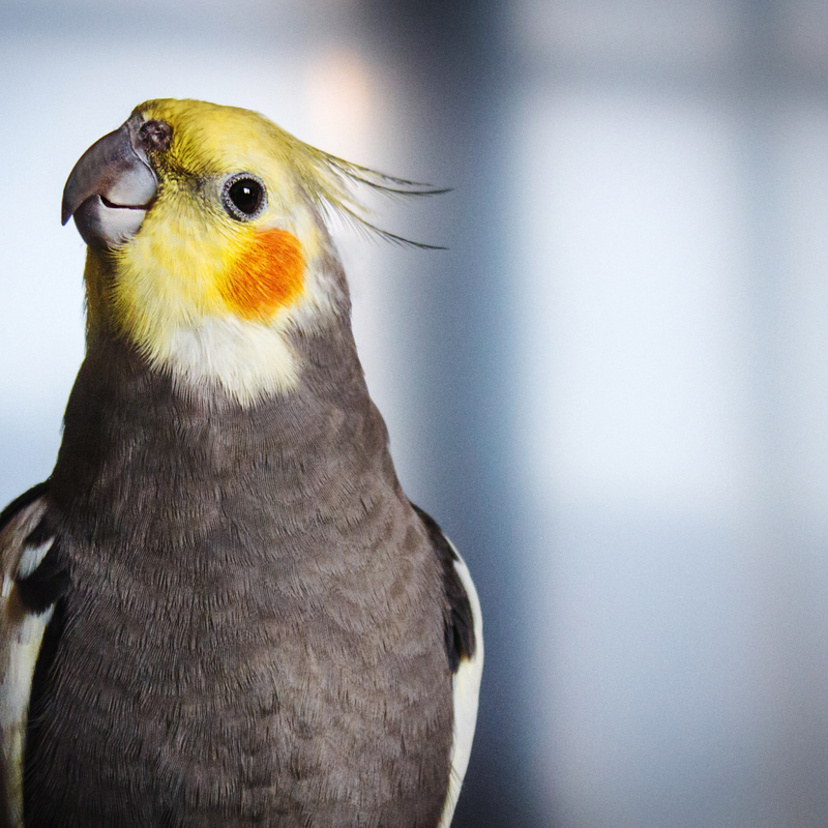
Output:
228,178,263,214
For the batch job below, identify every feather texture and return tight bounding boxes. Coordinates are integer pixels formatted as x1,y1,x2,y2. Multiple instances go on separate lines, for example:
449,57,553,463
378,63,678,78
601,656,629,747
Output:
0,484,59,828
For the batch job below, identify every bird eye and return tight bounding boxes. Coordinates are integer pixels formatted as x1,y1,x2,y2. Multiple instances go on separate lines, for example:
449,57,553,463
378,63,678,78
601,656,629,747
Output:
222,173,267,221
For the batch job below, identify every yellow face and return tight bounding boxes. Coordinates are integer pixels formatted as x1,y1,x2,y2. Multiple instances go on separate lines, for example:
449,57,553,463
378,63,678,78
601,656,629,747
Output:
61,98,356,403
65,95,440,403
86,100,330,357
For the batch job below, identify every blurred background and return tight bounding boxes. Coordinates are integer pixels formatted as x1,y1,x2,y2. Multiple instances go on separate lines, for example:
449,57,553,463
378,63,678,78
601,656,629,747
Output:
3,0,828,825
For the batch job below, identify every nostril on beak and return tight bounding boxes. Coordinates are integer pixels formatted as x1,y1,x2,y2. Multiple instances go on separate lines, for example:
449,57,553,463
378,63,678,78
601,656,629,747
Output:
138,120,172,153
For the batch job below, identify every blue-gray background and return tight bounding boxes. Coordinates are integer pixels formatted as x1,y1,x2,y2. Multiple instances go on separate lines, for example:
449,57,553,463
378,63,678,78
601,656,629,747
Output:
3,1,828,826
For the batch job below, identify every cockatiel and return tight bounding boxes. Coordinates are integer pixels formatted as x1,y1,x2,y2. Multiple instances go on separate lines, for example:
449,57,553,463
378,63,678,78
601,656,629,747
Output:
0,99,482,828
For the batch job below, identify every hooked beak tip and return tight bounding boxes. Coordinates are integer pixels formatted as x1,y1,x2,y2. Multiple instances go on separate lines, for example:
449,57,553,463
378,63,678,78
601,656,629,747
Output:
61,115,162,246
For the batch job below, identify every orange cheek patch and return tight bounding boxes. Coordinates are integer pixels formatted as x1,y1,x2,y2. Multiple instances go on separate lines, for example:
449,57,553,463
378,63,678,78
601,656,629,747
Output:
221,228,305,320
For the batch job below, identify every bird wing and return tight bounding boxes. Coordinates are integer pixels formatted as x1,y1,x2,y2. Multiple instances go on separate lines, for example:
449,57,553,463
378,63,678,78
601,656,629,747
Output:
0,483,63,828
411,505,484,828
438,541,483,828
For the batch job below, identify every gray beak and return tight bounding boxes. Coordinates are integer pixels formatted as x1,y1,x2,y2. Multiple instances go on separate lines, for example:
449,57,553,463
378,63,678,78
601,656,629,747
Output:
62,115,171,249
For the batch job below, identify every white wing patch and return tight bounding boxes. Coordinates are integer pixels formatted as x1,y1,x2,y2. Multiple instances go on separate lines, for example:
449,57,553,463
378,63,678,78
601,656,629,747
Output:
439,543,484,828
0,494,55,828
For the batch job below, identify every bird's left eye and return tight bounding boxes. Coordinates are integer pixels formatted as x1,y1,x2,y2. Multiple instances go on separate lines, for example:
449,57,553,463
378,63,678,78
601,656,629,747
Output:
222,173,267,221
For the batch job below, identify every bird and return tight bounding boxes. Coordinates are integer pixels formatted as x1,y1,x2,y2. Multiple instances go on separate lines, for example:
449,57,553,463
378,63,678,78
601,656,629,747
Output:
0,98,482,828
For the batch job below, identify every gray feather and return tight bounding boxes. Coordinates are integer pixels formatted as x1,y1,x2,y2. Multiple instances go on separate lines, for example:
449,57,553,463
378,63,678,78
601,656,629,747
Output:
21,255,464,827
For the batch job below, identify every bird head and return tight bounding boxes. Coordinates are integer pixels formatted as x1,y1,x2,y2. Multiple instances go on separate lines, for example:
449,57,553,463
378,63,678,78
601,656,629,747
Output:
61,98,437,404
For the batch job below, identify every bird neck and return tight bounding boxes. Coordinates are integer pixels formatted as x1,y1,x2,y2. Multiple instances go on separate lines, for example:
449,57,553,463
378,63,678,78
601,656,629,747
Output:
81,243,351,406
49,320,396,539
